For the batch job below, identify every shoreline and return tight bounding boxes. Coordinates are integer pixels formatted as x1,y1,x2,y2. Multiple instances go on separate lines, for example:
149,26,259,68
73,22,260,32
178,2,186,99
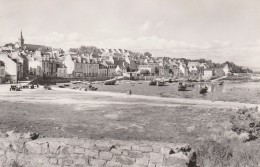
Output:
52,86,260,109
0,83,259,109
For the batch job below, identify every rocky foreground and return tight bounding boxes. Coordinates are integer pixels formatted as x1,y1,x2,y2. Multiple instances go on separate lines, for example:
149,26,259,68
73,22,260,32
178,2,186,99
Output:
0,131,196,167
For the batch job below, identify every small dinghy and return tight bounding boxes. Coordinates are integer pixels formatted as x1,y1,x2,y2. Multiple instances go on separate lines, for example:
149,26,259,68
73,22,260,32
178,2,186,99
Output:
178,82,187,91
218,81,224,85
157,80,165,86
149,80,157,86
104,78,117,85
200,86,208,94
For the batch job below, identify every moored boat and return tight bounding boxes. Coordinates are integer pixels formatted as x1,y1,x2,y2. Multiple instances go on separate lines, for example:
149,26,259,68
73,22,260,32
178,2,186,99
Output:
178,82,187,91
199,86,208,94
149,80,157,86
157,80,165,86
218,81,224,85
104,78,117,85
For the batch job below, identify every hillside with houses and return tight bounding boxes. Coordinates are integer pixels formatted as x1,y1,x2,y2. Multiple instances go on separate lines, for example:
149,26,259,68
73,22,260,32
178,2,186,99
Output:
0,31,252,84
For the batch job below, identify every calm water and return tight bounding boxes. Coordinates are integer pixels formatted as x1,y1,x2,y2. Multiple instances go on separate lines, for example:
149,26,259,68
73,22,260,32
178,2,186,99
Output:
94,81,260,104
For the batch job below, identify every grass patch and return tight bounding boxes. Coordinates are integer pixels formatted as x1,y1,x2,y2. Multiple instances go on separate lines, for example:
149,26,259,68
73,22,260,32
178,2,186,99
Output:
194,107,260,167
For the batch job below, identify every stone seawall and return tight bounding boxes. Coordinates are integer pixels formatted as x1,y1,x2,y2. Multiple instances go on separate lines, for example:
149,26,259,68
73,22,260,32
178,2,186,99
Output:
0,137,195,167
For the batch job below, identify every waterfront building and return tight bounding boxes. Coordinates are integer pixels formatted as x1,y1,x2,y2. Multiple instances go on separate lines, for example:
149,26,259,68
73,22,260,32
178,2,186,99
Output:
99,63,108,76
64,53,76,77
178,61,188,77
138,64,157,75
106,62,116,76
188,61,200,75
85,63,99,77
28,51,42,76
0,53,18,83
57,64,67,78
41,52,59,77
11,59,23,81
73,56,99,77
0,61,5,83
203,69,213,80
74,62,84,77
11,51,29,78
223,64,230,75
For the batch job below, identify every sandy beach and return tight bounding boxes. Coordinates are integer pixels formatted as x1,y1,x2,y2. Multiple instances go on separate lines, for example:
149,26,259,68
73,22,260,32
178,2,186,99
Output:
0,84,258,144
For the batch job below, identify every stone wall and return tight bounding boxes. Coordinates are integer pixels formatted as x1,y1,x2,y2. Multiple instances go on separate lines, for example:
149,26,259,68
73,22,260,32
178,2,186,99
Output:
0,137,195,167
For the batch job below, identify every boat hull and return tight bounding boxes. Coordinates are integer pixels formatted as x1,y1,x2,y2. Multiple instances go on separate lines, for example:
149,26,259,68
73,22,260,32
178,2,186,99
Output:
157,81,165,86
199,88,208,94
218,81,224,85
104,79,117,85
149,81,157,86
178,86,187,91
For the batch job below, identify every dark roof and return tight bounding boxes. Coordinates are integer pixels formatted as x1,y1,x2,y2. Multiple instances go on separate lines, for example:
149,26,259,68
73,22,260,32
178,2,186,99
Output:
204,68,213,71
58,63,67,68
92,54,100,58
106,61,115,66
19,52,29,60
24,44,50,52
11,58,20,64
0,61,5,66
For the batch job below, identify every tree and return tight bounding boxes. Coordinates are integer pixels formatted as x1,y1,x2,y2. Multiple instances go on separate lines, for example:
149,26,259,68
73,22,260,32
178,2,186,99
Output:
68,48,79,53
144,52,152,58
78,46,101,55
126,66,131,72
140,69,150,76
4,43,15,48
155,66,159,75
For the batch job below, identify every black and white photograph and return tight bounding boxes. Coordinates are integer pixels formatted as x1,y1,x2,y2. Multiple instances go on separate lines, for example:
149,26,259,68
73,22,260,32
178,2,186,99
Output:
0,0,260,166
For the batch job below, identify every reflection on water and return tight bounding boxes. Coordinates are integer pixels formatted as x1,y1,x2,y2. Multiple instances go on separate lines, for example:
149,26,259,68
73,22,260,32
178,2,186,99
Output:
197,82,260,93
96,81,260,104
196,83,224,93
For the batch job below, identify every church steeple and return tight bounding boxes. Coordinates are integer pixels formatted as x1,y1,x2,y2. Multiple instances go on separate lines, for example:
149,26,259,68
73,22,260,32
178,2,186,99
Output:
19,30,24,48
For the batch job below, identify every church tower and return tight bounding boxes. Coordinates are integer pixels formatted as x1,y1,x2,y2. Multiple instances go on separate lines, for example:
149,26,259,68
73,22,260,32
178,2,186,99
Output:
18,30,24,48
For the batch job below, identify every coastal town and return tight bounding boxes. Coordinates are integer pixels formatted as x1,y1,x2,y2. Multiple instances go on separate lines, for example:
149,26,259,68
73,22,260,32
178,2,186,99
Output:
0,31,253,85
1,0,260,166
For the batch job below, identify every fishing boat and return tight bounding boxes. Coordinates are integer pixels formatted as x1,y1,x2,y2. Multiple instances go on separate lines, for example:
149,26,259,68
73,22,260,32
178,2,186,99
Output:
178,82,187,91
157,80,165,86
64,83,70,87
199,86,208,94
89,87,98,91
218,81,224,85
104,78,117,85
149,80,157,86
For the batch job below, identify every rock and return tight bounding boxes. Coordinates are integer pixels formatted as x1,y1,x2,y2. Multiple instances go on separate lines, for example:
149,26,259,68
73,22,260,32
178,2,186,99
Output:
5,130,22,139
23,132,39,140
0,132,8,138
54,127,60,130
164,152,189,166
4,131,39,141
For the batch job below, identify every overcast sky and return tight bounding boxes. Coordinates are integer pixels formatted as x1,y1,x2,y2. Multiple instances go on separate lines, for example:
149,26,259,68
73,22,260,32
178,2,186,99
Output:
1,0,260,69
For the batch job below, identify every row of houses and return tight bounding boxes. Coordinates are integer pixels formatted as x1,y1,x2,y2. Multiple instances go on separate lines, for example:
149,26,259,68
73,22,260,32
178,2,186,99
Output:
0,31,231,83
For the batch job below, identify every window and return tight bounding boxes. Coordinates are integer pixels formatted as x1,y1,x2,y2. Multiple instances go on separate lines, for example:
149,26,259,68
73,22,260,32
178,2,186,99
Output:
0,69,4,76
